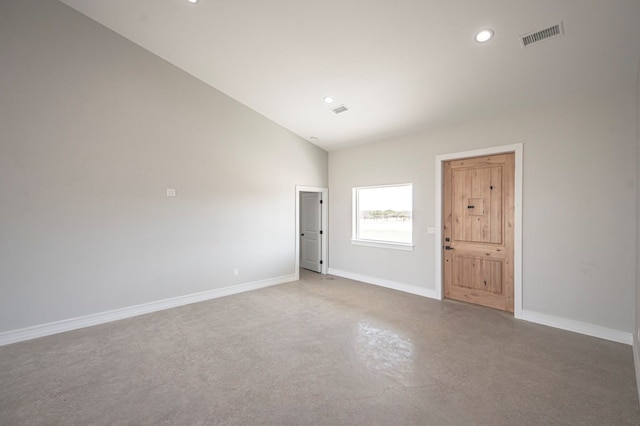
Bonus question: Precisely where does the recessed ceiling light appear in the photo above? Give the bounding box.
[475,29,494,43]
[323,96,334,104]
[187,0,198,4]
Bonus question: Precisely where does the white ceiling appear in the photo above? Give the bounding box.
[59,0,640,151]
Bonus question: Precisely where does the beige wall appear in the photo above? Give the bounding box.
[329,91,636,334]
[0,0,327,332]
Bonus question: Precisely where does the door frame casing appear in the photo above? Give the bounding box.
[295,186,329,278]
[434,143,523,318]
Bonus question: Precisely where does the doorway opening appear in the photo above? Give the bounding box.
[295,186,328,279]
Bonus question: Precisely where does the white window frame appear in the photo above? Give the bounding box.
[351,184,414,251]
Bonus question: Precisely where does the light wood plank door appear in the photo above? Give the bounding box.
[443,153,515,312]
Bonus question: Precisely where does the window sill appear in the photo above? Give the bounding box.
[350,239,414,251]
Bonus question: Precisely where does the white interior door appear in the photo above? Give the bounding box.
[300,192,322,272]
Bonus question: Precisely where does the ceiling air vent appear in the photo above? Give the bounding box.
[332,105,349,114]
[520,22,564,48]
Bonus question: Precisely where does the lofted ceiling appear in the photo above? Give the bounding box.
[59,0,640,151]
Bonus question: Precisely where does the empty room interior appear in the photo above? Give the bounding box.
[1,0,640,424]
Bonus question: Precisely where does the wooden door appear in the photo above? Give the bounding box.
[443,153,515,312]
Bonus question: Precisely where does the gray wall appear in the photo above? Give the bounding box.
[0,0,327,332]
[635,58,640,398]
[329,91,636,333]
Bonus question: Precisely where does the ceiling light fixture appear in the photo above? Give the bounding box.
[187,0,199,4]
[475,29,494,43]
[323,96,334,104]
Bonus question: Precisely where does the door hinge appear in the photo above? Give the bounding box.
[320,199,323,204]
[320,260,323,265]
[320,230,323,235]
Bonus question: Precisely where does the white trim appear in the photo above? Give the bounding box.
[520,309,632,345]
[328,268,438,299]
[0,274,296,347]
[434,143,524,319]
[351,183,414,247]
[295,186,329,278]
[634,332,640,402]
[350,239,414,251]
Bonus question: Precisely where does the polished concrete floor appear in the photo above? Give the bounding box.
[1,270,639,425]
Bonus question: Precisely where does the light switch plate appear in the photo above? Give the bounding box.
[166,188,176,197]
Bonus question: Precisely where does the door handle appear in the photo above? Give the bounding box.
[445,245,455,250]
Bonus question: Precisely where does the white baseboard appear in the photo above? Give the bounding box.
[328,268,632,346]
[6,272,630,348]
[328,268,439,299]
[519,309,633,345]
[0,274,297,347]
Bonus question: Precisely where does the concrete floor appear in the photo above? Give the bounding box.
[1,270,639,425]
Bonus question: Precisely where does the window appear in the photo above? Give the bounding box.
[352,184,413,250]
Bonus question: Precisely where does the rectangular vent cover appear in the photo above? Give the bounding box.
[520,22,564,48]
[332,105,349,114]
